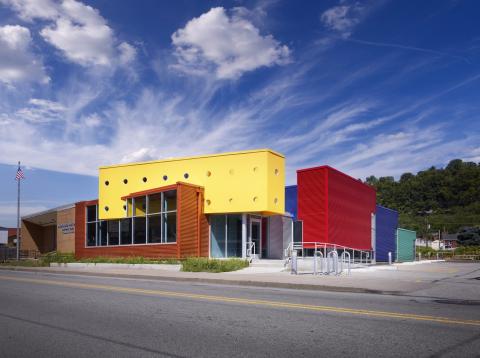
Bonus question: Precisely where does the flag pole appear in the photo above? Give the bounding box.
[16,161,21,261]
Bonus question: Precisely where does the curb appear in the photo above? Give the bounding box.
[0,266,402,296]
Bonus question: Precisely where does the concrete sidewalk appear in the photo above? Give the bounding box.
[1,261,479,301]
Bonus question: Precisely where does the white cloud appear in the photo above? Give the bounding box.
[0,0,58,21]
[321,2,365,38]
[171,7,290,79]
[0,25,49,85]
[15,98,66,123]
[2,0,136,67]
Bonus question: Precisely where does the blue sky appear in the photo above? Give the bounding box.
[0,0,479,226]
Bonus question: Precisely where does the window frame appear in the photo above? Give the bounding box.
[85,188,178,249]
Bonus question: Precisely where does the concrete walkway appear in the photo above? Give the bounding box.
[1,261,479,301]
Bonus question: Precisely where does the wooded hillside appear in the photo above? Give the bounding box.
[365,159,480,236]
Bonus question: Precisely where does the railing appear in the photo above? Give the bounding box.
[286,241,374,276]
[246,242,256,261]
[0,248,40,262]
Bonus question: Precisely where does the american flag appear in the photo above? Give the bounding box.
[15,166,25,180]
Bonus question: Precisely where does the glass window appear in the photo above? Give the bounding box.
[99,221,108,246]
[148,214,162,243]
[135,196,146,217]
[210,215,226,258]
[163,190,177,211]
[86,222,96,246]
[108,220,119,246]
[227,215,243,257]
[148,193,162,214]
[163,212,177,243]
[134,217,146,244]
[120,218,132,245]
[127,199,133,217]
[87,205,97,222]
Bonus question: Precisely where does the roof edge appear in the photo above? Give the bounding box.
[100,148,284,170]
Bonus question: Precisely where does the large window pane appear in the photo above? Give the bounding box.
[227,215,243,257]
[163,212,177,243]
[135,196,146,217]
[134,217,146,244]
[163,190,177,211]
[210,215,226,258]
[120,218,132,245]
[148,193,162,214]
[148,214,162,243]
[108,220,119,246]
[86,205,96,222]
[86,222,96,246]
[99,221,107,246]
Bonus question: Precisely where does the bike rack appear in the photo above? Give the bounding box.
[327,250,339,275]
[340,251,351,275]
[313,250,324,275]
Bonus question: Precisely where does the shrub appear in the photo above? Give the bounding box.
[41,252,75,265]
[181,258,249,273]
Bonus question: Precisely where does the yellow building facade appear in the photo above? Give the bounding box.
[98,149,285,220]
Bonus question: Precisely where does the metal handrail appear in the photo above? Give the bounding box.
[246,242,256,259]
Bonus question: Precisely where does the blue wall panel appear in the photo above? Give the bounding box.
[285,185,298,219]
[375,205,398,261]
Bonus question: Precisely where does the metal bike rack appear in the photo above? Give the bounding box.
[327,250,339,275]
[313,250,324,275]
[340,251,351,275]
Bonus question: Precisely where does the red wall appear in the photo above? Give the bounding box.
[297,166,376,250]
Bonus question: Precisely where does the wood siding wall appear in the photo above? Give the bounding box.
[74,183,209,260]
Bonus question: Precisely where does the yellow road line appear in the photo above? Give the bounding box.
[1,274,479,327]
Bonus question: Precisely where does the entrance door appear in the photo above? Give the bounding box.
[250,218,262,259]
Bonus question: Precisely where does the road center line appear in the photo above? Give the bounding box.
[1,274,479,327]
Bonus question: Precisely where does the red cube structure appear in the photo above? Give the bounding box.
[297,166,376,250]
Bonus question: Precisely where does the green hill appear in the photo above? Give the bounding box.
[365,159,480,237]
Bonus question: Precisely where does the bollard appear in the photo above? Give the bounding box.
[388,251,392,265]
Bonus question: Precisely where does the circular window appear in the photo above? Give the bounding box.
[123,205,126,210]
[274,169,279,176]
[142,177,147,183]
[105,180,109,186]
[104,206,109,211]
[206,171,212,177]
[206,199,211,206]
[253,166,258,173]
[229,198,233,203]
[163,175,168,181]
[253,196,258,203]
[274,197,278,204]
[184,173,189,179]
[123,179,128,184]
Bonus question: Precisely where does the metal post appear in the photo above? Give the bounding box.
[388,251,392,265]
[16,161,21,261]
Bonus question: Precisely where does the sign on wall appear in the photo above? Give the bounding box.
[58,223,75,234]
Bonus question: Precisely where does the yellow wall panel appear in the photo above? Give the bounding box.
[98,149,285,219]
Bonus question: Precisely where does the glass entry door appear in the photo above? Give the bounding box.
[250,218,262,258]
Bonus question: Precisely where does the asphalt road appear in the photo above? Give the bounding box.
[0,270,479,358]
